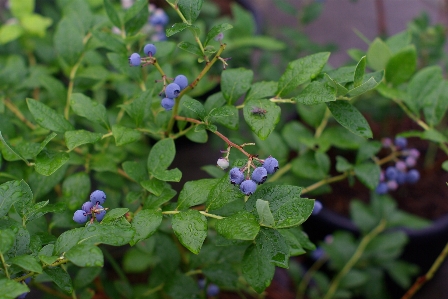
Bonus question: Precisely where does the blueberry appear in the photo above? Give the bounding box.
[375,182,388,194]
[229,167,244,185]
[311,247,325,260]
[95,205,107,221]
[396,171,407,184]
[129,53,141,66]
[165,83,181,98]
[73,210,88,223]
[17,293,28,299]
[206,284,220,297]
[217,158,229,170]
[312,200,323,215]
[143,43,157,56]
[251,167,267,184]
[152,31,167,41]
[173,75,188,90]
[405,156,416,168]
[161,97,175,110]
[385,166,398,180]
[395,161,407,172]
[240,180,257,195]
[408,148,420,158]
[263,156,279,174]
[406,169,420,184]
[381,137,392,148]
[395,137,407,149]
[149,8,169,26]
[90,190,106,205]
[82,201,94,213]
[198,278,206,289]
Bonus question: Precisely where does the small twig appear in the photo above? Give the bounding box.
[4,98,36,130]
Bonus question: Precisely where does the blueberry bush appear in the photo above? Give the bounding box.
[1,0,448,298]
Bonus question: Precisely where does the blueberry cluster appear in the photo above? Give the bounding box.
[148,5,169,41]
[229,156,279,195]
[129,43,157,67]
[197,278,220,297]
[375,137,421,195]
[161,75,189,111]
[73,190,108,224]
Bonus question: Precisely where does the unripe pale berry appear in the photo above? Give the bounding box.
[173,75,188,90]
[95,205,107,221]
[381,137,392,148]
[129,53,141,66]
[90,190,106,205]
[82,201,94,213]
[408,148,420,158]
[165,83,181,98]
[214,32,224,41]
[229,167,244,185]
[405,156,416,168]
[395,161,407,172]
[387,180,398,191]
[144,43,157,56]
[263,156,279,174]
[240,179,257,195]
[161,97,175,110]
[217,158,229,170]
[73,210,88,223]
[312,200,323,215]
[251,167,267,184]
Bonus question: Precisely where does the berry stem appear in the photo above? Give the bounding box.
[4,98,36,130]
[0,253,10,279]
[167,1,190,24]
[314,108,331,139]
[270,98,296,104]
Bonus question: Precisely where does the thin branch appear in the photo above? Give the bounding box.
[4,98,36,130]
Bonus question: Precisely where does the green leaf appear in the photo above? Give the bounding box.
[153,168,182,182]
[347,76,381,97]
[354,162,381,190]
[73,267,102,289]
[122,160,147,182]
[0,180,31,218]
[226,36,285,51]
[103,0,121,27]
[21,14,52,37]
[123,90,152,127]
[62,172,90,210]
[245,185,314,229]
[324,74,349,96]
[172,210,207,254]
[385,45,416,86]
[165,273,200,299]
[386,30,411,53]
[177,0,203,24]
[182,98,206,120]
[386,260,419,289]
[130,209,162,245]
[101,208,129,224]
[326,100,372,138]
[166,23,197,37]
[353,56,366,87]
[26,98,74,133]
[277,52,330,96]
[0,131,29,164]
[140,179,164,196]
[356,141,382,164]
[221,68,253,105]
[245,81,278,102]
[70,93,109,129]
[0,229,15,254]
[124,0,149,35]
[204,23,233,46]
[202,263,239,288]
[10,0,34,17]
[35,150,70,176]
[44,266,73,294]
[65,243,103,267]
[256,227,290,268]
[0,278,29,298]
[64,130,102,151]
[423,81,448,126]
[0,23,24,44]
[177,178,218,210]
[209,105,239,130]
[242,243,275,293]
[112,124,141,146]
[291,151,328,180]
[215,211,260,240]
[206,174,244,211]
[350,200,377,233]
[293,81,336,105]
[147,138,176,173]
[366,38,392,71]
[256,199,275,227]
[54,16,84,66]
[243,99,280,140]
[335,156,353,172]
[178,41,203,56]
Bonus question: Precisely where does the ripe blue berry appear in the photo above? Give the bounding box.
[149,8,169,26]
[90,190,106,205]
[312,200,323,215]
[229,167,244,185]
[311,247,325,260]
[82,201,94,213]
[73,210,88,223]
[375,182,388,194]
[95,205,107,221]
[198,278,206,289]
[251,167,267,184]
[165,83,181,98]
[173,75,188,90]
[129,53,141,66]
[396,171,407,185]
[240,179,257,195]
[385,166,398,180]
[263,156,279,174]
[406,169,420,183]
[394,137,407,149]
[144,43,157,56]
[161,97,175,110]
[206,284,220,297]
